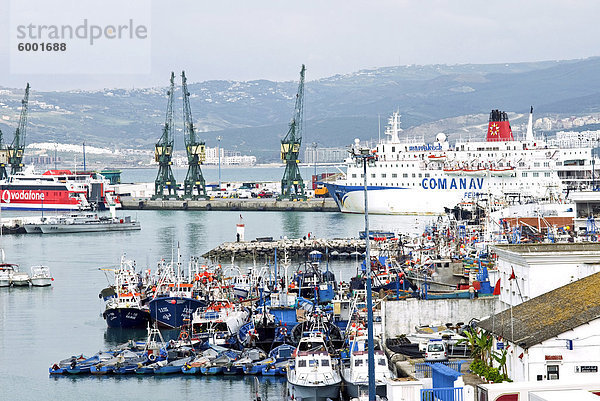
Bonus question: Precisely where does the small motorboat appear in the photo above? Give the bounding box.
[30,265,53,287]
[10,268,31,286]
[0,264,17,287]
[154,355,195,375]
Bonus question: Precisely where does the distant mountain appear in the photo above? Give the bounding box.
[0,57,599,162]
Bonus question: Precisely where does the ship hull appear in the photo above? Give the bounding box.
[149,297,207,329]
[103,307,151,329]
[325,183,466,215]
[39,222,141,234]
[287,381,341,401]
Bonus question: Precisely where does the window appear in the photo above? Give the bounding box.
[355,359,363,367]
[533,172,539,177]
[424,173,430,178]
[298,360,306,367]
[392,146,395,152]
[351,174,357,178]
[522,172,528,177]
[544,172,550,177]
[309,360,317,367]
[534,162,540,167]
[547,365,559,380]
[412,174,416,178]
[378,358,386,366]
[371,174,376,178]
[403,173,408,178]
[381,174,386,178]
[321,359,330,367]
[392,173,397,178]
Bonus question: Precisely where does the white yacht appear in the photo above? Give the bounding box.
[287,331,342,401]
[326,108,598,215]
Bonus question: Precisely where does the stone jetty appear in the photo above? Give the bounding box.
[121,197,339,212]
[203,238,368,260]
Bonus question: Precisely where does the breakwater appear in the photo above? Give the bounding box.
[121,197,339,212]
[203,238,368,260]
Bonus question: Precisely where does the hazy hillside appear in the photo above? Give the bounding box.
[0,57,599,162]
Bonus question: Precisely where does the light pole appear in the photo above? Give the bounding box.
[350,138,377,401]
[312,142,318,178]
[217,136,222,190]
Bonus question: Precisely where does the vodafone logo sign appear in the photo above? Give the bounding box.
[1,189,45,203]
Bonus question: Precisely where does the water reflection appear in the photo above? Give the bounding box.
[104,327,180,346]
[280,212,304,239]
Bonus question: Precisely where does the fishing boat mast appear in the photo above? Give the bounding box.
[350,138,378,400]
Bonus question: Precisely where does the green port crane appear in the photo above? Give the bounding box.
[8,83,30,175]
[0,129,8,180]
[181,71,207,199]
[279,65,306,200]
[153,72,178,199]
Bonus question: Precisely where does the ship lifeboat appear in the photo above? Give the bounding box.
[443,167,463,174]
[489,166,516,177]
[462,168,488,176]
[427,154,446,162]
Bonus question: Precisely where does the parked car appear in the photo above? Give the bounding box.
[257,191,273,198]
[237,189,252,199]
[424,339,448,362]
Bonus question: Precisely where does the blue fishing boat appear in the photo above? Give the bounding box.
[200,365,224,375]
[100,256,151,329]
[154,356,194,374]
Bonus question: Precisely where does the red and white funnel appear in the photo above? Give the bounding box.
[486,109,513,142]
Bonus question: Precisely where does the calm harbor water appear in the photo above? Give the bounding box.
[0,196,431,400]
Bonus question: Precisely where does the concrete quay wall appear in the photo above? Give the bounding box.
[383,297,503,337]
[120,197,339,212]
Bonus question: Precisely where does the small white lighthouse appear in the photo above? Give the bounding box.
[236,214,245,242]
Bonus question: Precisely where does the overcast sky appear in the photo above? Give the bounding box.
[1,0,599,91]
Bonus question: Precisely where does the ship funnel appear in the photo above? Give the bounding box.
[486,109,513,142]
[526,106,534,142]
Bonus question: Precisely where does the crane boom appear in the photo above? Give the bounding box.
[8,83,30,175]
[279,65,306,200]
[181,71,206,199]
[153,72,178,198]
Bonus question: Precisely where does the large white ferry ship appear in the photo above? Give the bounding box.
[326,108,598,215]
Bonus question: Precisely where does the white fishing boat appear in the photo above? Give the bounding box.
[341,335,393,399]
[30,265,53,287]
[287,331,342,401]
[191,300,250,346]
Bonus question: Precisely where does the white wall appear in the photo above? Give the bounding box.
[493,245,600,306]
[383,297,501,337]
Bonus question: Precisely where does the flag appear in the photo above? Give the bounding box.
[493,278,501,295]
[509,267,516,280]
